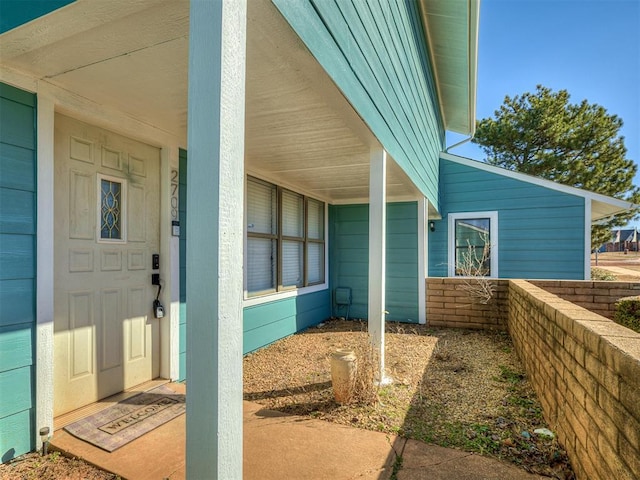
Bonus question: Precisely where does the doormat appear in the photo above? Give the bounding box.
[63,385,185,452]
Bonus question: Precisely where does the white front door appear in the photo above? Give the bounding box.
[53,114,160,415]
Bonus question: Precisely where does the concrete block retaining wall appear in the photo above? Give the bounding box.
[426,277,640,480]
[426,278,640,328]
[425,277,509,330]
[508,280,640,480]
[530,280,640,320]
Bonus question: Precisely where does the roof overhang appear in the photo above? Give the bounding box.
[418,0,480,136]
[0,0,425,205]
[441,152,636,222]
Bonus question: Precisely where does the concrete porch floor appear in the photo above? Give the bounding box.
[50,382,547,480]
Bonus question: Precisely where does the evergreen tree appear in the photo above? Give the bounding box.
[473,85,639,248]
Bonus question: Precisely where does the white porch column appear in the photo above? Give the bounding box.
[36,94,55,441]
[186,0,246,478]
[584,200,592,280]
[368,149,387,379]
[417,197,427,325]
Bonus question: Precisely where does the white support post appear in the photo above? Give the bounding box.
[186,1,246,478]
[36,94,55,442]
[417,197,427,325]
[368,149,387,381]
[584,199,592,280]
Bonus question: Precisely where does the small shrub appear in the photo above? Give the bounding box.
[457,235,496,305]
[614,296,640,333]
[433,340,452,362]
[350,332,380,405]
[591,268,616,281]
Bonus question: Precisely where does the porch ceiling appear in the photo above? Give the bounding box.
[0,0,421,204]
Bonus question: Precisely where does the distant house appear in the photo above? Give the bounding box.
[601,228,639,252]
[0,0,633,471]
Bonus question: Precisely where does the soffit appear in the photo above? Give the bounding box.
[0,0,421,204]
[419,0,479,135]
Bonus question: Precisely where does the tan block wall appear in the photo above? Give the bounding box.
[508,280,640,480]
[531,280,640,319]
[426,277,509,330]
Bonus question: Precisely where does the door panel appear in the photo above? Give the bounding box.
[54,114,160,415]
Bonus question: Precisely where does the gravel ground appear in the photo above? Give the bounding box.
[0,451,118,480]
[244,318,574,479]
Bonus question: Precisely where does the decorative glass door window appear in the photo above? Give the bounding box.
[98,174,126,242]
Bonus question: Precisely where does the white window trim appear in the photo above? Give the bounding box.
[242,176,329,307]
[96,173,127,244]
[448,211,498,278]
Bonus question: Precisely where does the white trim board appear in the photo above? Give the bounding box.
[417,197,427,324]
[447,211,499,278]
[440,152,634,220]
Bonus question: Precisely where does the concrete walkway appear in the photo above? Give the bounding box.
[51,383,546,480]
[595,265,640,279]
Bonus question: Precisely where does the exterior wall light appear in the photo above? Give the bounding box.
[429,221,435,232]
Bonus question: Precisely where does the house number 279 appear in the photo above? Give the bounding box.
[170,169,179,221]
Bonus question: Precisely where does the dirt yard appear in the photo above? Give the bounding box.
[0,451,118,480]
[244,319,574,479]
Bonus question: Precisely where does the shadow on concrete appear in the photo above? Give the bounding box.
[244,381,332,402]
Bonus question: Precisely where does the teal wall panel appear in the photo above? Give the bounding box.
[0,144,35,191]
[0,188,35,234]
[0,410,32,463]
[0,280,34,327]
[0,368,32,419]
[0,234,35,280]
[0,0,75,34]
[429,158,586,279]
[243,289,331,354]
[273,0,444,208]
[0,98,36,150]
[329,202,419,323]
[0,83,36,461]
[0,325,33,372]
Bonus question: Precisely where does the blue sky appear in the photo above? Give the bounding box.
[447,0,640,226]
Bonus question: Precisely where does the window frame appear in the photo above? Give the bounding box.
[447,211,498,278]
[96,173,127,244]
[244,176,327,303]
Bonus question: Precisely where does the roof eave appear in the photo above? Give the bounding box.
[419,0,480,136]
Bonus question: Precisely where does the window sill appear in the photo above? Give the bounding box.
[243,283,328,308]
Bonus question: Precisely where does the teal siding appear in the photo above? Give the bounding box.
[0,83,36,461]
[329,202,419,323]
[178,149,187,381]
[243,289,331,354]
[0,0,75,34]
[273,0,444,208]
[429,158,586,279]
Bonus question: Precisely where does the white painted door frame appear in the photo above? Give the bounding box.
[27,79,182,439]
